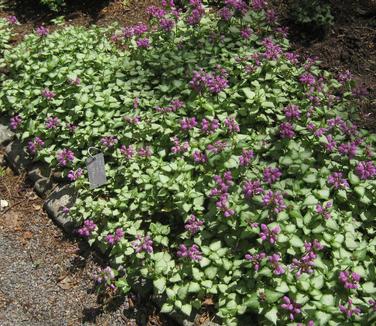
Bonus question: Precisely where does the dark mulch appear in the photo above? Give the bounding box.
[274,0,376,129]
[0,149,171,326]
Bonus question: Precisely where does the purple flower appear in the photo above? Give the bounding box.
[339,271,361,289]
[120,145,135,159]
[324,135,337,152]
[252,0,267,11]
[171,136,189,154]
[201,118,219,134]
[177,244,202,261]
[146,6,166,18]
[285,52,299,64]
[260,224,281,244]
[185,215,204,235]
[268,253,285,275]
[210,172,235,217]
[6,16,18,25]
[369,300,376,312]
[100,136,118,148]
[263,167,282,184]
[36,26,49,37]
[124,115,141,124]
[132,235,153,254]
[10,114,22,130]
[77,220,97,237]
[339,299,361,318]
[138,146,152,158]
[160,18,175,32]
[327,172,349,189]
[192,150,207,163]
[106,228,125,246]
[96,266,115,284]
[68,77,81,85]
[136,38,151,48]
[338,142,357,158]
[281,296,302,320]
[262,191,286,213]
[245,252,266,271]
[291,241,322,278]
[279,122,295,139]
[123,26,134,38]
[243,180,264,198]
[27,137,45,154]
[67,123,77,133]
[338,70,352,83]
[133,23,148,36]
[186,5,205,26]
[284,104,301,120]
[266,9,278,24]
[180,117,197,131]
[205,73,229,94]
[262,38,282,60]
[299,73,316,86]
[224,0,248,14]
[355,161,376,180]
[316,201,332,220]
[41,88,56,100]
[224,116,240,133]
[218,7,233,21]
[57,149,75,166]
[239,149,254,166]
[45,116,60,129]
[240,27,253,40]
[67,168,83,181]
[207,140,228,154]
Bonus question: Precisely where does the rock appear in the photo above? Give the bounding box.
[28,162,52,183]
[5,141,32,173]
[43,184,77,232]
[34,178,56,198]
[0,122,14,146]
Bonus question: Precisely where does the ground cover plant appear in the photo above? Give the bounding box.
[0,0,375,325]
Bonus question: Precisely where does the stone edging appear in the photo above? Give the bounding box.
[0,119,220,326]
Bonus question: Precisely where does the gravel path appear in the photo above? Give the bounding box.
[0,161,168,326]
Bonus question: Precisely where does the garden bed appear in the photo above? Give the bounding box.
[0,1,376,325]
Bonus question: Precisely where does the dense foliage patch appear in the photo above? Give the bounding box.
[1,1,375,325]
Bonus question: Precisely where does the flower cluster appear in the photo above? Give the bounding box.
[77,220,97,237]
[291,240,323,277]
[27,137,44,154]
[132,235,153,254]
[177,244,203,261]
[262,191,286,213]
[339,270,361,289]
[184,214,204,235]
[106,228,125,246]
[259,224,281,244]
[210,171,235,217]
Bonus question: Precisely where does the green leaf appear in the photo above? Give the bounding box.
[188,282,201,293]
[209,241,222,251]
[160,302,174,313]
[303,195,319,206]
[242,87,255,99]
[153,277,166,294]
[290,235,304,247]
[205,266,218,280]
[303,174,317,184]
[159,175,170,184]
[264,289,284,303]
[362,282,376,294]
[321,294,334,306]
[181,303,192,316]
[264,306,278,325]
